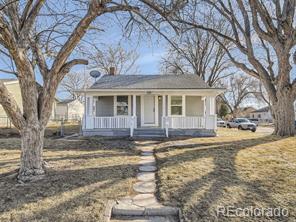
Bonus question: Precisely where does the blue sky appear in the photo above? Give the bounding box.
[0,15,168,97]
[79,17,168,75]
[0,8,270,109]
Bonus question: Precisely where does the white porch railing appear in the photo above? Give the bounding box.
[206,115,217,130]
[162,116,205,129]
[83,116,136,129]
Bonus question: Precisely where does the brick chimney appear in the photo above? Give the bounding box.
[109,67,116,75]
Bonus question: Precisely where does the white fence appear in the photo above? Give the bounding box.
[84,116,136,129]
[162,116,205,129]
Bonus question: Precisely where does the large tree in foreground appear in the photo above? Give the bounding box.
[0,0,181,182]
[176,0,296,136]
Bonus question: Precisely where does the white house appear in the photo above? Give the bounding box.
[251,103,296,123]
[250,106,272,123]
[78,73,224,137]
[54,99,84,120]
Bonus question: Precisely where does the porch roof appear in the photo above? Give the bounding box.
[89,75,222,90]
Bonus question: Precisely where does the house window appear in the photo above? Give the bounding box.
[116,96,129,115]
[170,96,183,115]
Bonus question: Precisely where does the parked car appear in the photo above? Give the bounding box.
[217,118,226,127]
[248,118,259,126]
[227,118,257,132]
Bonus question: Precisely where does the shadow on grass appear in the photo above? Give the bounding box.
[0,137,141,221]
[0,163,138,219]
[155,135,289,221]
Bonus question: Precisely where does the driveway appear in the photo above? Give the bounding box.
[256,126,274,134]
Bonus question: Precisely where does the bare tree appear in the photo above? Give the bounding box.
[223,74,261,117]
[60,44,140,100]
[175,0,296,136]
[0,0,183,182]
[86,43,140,74]
[59,71,93,102]
[161,26,233,87]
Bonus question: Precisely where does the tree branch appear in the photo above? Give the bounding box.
[20,0,45,40]
[58,59,88,80]
[30,39,48,78]
[249,0,275,43]
[0,68,18,76]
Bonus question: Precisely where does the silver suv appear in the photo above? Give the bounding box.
[227,118,256,132]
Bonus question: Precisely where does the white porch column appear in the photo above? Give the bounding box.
[133,95,137,116]
[182,95,186,117]
[85,95,94,129]
[93,96,97,117]
[132,95,137,129]
[167,95,171,116]
[83,92,87,129]
[162,95,166,128]
[205,96,217,130]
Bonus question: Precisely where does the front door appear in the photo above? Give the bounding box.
[141,95,158,126]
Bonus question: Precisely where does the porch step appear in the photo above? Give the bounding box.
[111,215,179,222]
[134,129,166,137]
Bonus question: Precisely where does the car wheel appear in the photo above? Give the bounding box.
[227,124,231,128]
[238,125,242,130]
[251,128,256,132]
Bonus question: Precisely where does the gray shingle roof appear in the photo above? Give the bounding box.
[251,106,270,113]
[90,75,214,89]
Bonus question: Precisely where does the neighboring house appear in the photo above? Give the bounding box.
[0,79,56,123]
[236,106,257,118]
[250,106,273,123]
[78,73,224,137]
[250,102,296,123]
[54,99,84,120]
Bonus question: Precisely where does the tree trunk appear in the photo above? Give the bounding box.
[272,92,295,136]
[18,124,45,182]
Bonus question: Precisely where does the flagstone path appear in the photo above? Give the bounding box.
[110,140,179,222]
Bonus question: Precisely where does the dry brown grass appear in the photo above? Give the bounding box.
[0,137,140,222]
[155,128,296,222]
[0,122,80,138]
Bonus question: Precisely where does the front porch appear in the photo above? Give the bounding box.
[82,94,217,137]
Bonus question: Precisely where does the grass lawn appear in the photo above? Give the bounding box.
[0,122,80,138]
[155,128,296,222]
[1,127,295,222]
[0,137,139,222]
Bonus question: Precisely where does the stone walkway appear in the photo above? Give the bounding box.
[110,141,179,222]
